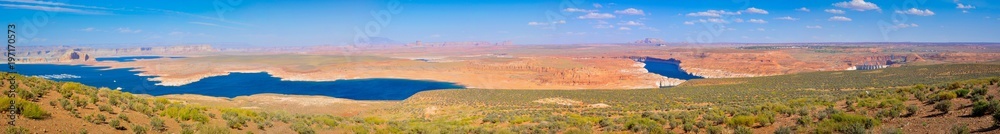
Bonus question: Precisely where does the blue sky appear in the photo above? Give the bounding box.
[2,0,998,46]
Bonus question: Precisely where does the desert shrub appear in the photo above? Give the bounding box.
[0,97,49,119]
[881,127,902,134]
[151,117,166,131]
[291,121,316,134]
[951,124,970,134]
[99,105,114,113]
[160,105,209,123]
[734,126,752,134]
[624,117,663,133]
[132,125,147,134]
[797,116,812,126]
[936,101,953,114]
[838,122,868,134]
[993,111,1000,126]
[110,119,125,130]
[774,126,793,134]
[4,126,29,134]
[682,123,695,133]
[197,124,231,134]
[915,91,928,102]
[20,102,49,119]
[312,116,340,128]
[730,115,757,127]
[906,105,919,117]
[955,89,971,98]
[972,88,988,96]
[798,108,809,116]
[118,114,130,122]
[938,92,958,101]
[971,100,997,116]
[706,126,723,134]
[362,116,387,125]
[829,113,880,129]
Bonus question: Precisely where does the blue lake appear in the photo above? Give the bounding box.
[95,56,185,62]
[641,58,703,80]
[1,64,464,100]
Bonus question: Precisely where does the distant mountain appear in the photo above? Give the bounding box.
[357,37,402,45]
[633,38,666,44]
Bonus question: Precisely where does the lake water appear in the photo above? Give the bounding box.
[1,64,464,100]
[95,56,185,62]
[641,58,703,80]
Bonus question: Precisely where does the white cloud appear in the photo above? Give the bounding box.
[957,3,975,9]
[614,8,644,15]
[578,12,616,19]
[686,10,740,17]
[80,27,96,32]
[748,19,767,24]
[796,7,811,12]
[617,21,643,26]
[825,9,845,14]
[527,22,548,26]
[0,0,111,10]
[833,0,880,11]
[806,25,823,29]
[618,27,631,30]
[733,18,744,23]
[564,8,596,13]
[828,16,853,21]
[0,4,107,15]
[755,28,766,31]
[891,23,919,29]
[742,7,769,14]
[704,18,727,23]
[895,8,934,16]
[593,3,602,8]
[683,21,695,25]
[775,16,799,21]
[116,28,141,33]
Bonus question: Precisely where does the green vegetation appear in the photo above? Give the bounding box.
[936,101,953,114]
[1,63,999,133]
[4,126,29,134]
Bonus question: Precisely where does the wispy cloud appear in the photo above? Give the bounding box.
[828,16,853,21]
[614,8,644,15]
[825,9,845,14]
[833,0,880,11]
[775,16,799,21]
[895,8,935,16]
[0,0,114,10]
[0,4,108,14]
[116,27,141,33]
[796,7,810,12]
[578,12,615,19]
[742,7,768,14]
[748,19,767,24]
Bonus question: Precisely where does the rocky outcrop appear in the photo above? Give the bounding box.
[58,51,91,62]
